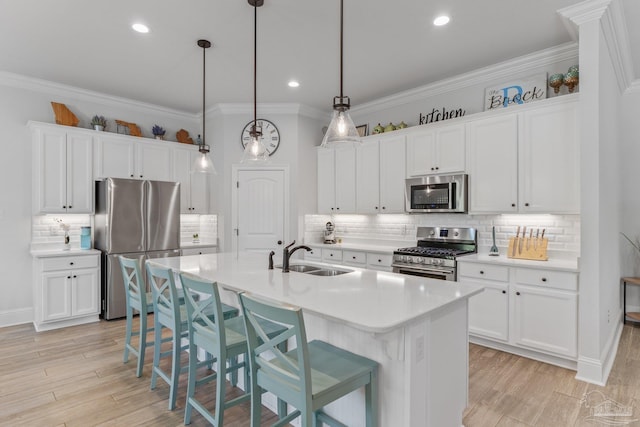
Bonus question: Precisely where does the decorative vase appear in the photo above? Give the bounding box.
[568,64,579,74]
[563,70,579,93]
[372,123,384,134]
[384,122,396,132]
[93,125,104,131]
[548,73,565,94]
[155,135,165,140]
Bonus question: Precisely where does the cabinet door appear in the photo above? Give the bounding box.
[356,141,380,213]
[34,128,67,213]
[42,271,72,321]
[467,281,509,341]
[379,135,406,213]
[71,268,99,317]
[467,115,518,213]
[66,133,94,213]
[520,101,579,213]
[181,247,217,256]
[434,125,465,174]
[137,142,172,181]
[334,146,356,213]
[511,284,577,357]
[94,135,135,179]
[406,131,435,176]
[173,147,192,213]
[317,148,335,214]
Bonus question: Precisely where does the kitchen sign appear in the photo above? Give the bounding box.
[418,106,466,125]
[484,74,547,110]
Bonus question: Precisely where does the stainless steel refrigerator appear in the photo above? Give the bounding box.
[95,178,181,320]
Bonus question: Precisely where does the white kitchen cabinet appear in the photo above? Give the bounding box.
[406,124,465,177]
[181,246,217,256]
[366,253,393,272]
[519,100,579,213]
[173,146,210,213]
[94,133,172,181]
[467,114,519,213]
[31,124,93,214]
[343,250,366,266]
[33,252,100,331]
[458,260,578,362]
[317,146,356,214]
[356,135,406,214]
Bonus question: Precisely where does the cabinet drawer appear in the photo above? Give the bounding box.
[514,268,577,291]
[42,255,99,271]
[458,263,509,282]
[366,253,393,268]
[322,248,343,262]
[343,250,366,264]
[181,247,216,256]
[305,248,322,261]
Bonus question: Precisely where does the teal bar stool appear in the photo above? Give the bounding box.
[239,292,379,427]
[119,256,159,377]
[146,263,239,410]
[180,274,289,426]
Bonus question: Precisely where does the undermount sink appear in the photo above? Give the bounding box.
[286,264,321,273]
[306,268,351,276]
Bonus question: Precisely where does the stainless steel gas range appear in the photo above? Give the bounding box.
[392,226,477,281]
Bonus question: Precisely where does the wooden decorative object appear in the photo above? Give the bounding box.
[50,102,79,126]
[507,237,548,261]
[176,129,194,144]
[115,120,142,137]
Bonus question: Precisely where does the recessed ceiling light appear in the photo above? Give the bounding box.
[288,80,300,88]
[433,15,450,26]
[132,23,149,33]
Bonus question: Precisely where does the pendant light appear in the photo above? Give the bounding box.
[241,0,269,163]
[320,0,360,148]
[193,39,217,174]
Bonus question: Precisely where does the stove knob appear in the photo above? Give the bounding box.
[434,259,443,266]
[408,256,415,263]
[415,257,424,264]
[424,258,432,265]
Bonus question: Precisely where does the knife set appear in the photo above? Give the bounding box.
[507,226,548,261]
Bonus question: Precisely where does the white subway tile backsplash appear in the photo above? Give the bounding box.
[304,213,580,256]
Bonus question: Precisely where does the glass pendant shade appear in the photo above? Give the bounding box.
[241,130,269,163]
[193,147,217,174]
[321,109,360,147]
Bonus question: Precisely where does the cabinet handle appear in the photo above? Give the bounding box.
[330,254,333,257]
[277,240,282,245]
[331,207,334,211]
[431,167,435,171]
[435,166,439,170]
[63,205,67,209]
[382,206,386,210]
[130,174,134,177]
[68,206,72,209]
[525,203,530,207]
[502,290,506,294]
[516,292,521,296]
[352,256,356,260]
[70,262,74,265]
[73,275,77,278]
[378,259,382,263]
[336,207,340,210]
[511,203,516,207]
[139,175,143,178]
[375,206,378,210]
[541,277,547,282]
[479,270,484,275]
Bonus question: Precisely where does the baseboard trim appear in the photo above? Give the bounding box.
[33,315,99,332]
[469,335,578,371]
[0,307,34,328]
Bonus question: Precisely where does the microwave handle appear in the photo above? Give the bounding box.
[448,182,455,209]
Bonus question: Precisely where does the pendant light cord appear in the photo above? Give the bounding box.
[253,2,258,129]
[340,0,344,99]
[202,43,206,145]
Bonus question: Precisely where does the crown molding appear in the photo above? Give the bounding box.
[558,0,611,26]
[350,43,578,116]
[0,70,197,121]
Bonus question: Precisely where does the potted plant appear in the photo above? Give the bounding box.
[90,115,107,131]
[152,125,166,140]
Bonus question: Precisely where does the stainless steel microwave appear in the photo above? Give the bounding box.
[405,174,468,213]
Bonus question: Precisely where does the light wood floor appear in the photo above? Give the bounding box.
[1,317,639,426]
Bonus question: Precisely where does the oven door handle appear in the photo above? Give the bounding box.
[392,265,455,275]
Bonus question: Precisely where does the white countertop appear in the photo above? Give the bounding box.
[148,251,483,334]
[307,242,399,254]
[458,253,579,272]
[30,247,101,258]
[180,241,217,249]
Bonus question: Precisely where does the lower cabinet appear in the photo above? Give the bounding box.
[458,261,578,361]
[181,246,217,256]
[305,246,393,272]
[33,252,100,331]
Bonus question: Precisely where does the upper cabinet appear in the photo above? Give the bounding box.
[173,146,210,214]
[406,123,465,177]
[31,123,93,214]
[317,146,356,214]
[467,97,579,214]
[356,134,406,214]
[94,133,172,181]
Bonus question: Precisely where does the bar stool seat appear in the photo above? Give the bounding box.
[240,292,379,427]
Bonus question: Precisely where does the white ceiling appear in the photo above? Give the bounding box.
[0,0,637,114]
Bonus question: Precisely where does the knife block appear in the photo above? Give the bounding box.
[507,237,549,261]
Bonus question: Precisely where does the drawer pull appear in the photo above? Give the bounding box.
[479,270,484,275]
[378,259,382,263]
[73,275,77,278]
[502,290,506,294]
[541,277,547,282]
[352,256,356,260]
[516,292,521,296]
[330,254,333,257]
[70,262,74,265]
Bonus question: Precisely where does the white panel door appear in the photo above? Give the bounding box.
[35,128,67,213]
[467,114,518,213]
[356,141,380,213]
[379,135,406,213]
[237,169,285,253]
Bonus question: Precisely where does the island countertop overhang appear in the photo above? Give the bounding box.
[148,252,484,334]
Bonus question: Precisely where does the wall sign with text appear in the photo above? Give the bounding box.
[484,74,547,110]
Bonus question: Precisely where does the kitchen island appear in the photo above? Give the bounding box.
[149,252,483,427]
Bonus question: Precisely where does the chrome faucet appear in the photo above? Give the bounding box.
[282,240,311,273]
[268,251,275,270]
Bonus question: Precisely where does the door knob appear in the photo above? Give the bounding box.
[277,240,282,245]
